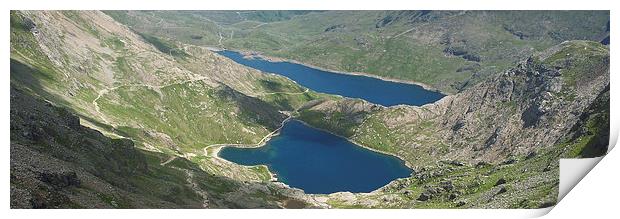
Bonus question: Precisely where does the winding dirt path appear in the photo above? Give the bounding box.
[202,108,295,158]
[92,86,121,124]
[217,32,224,47]
[91,79,301,208]
[91,76,211,126]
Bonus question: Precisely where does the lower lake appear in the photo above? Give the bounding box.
[216,50,445,107]
[218,120,413,194]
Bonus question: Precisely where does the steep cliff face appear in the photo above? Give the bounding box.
[427,40,609,162]
[11,86,182,208]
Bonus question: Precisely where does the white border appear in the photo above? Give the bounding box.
[3,0,617,218]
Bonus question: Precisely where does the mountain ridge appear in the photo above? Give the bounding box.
[106,10,610,93]
[10,10,610,209]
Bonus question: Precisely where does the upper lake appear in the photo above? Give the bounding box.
[217,50,445,106]
[219,120,413,194]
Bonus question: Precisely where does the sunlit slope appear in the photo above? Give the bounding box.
[298,40,609,208]
[10,10,324,156]
[107,10,609,93]
[10,10,333,209]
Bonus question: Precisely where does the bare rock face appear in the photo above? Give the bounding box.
[10,87,150,178]
[38,171,81,188]
[429,41,609,163]
[10,9,609,209]
[264,40,607,209]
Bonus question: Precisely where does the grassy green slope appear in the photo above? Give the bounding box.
[10,10,328,184]
[11,10,610,209]
[107,10,609,93]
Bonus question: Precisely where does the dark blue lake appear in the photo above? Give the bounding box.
[219,120,412,194]
[216,50,445,106]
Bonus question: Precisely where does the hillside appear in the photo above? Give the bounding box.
[10,86,326,208]
[106,10,609,93]
[10,10,333,177]
[10,10,328,208]
[298,40,609,208]
[10,10,610,209]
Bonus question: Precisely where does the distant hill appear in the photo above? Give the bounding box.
[106,10,609,93]
[10,10,609,209]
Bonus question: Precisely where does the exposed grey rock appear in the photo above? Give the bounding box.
[417,192,431,201]
[500,158,517,165]
[324,24,345,32]
[494,178,507,186]
[497,186,507,195]
[38,171,81,188]
[525,151,537,160]
[440,181,454,191]
[448,193,458,200]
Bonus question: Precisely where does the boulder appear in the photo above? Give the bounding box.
[497,186,507,195]
[38,171,80,188]
[494,178,507,186]
[417,192,431,201]
[440,181,454,191]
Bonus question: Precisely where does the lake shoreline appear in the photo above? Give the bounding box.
[207,115,294,182]
[213,118,415,195]
[215,118,414,169]
[207,46,419,195]
[207,47,450,96]
[209,145,279,182]
[292,119,415,170]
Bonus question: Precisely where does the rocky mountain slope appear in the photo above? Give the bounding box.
[10,10,610,209]
[10,10,328,208]
[10,10,329,172]
[10,86,327,208]
[106,10,609,93]
[298,40,609,208]
[301,40,609,164]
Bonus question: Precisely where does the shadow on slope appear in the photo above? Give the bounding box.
[10,86,309,209]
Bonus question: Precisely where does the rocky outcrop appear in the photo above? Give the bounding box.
[11,10,610,209]
[301,40,609,166]
[298,40,608,208]
[430,40,609,162]
[10,87,150,208]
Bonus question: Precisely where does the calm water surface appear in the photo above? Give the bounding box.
[216,50,439,194]
[217,50,445,106]
[219,120,412,194]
